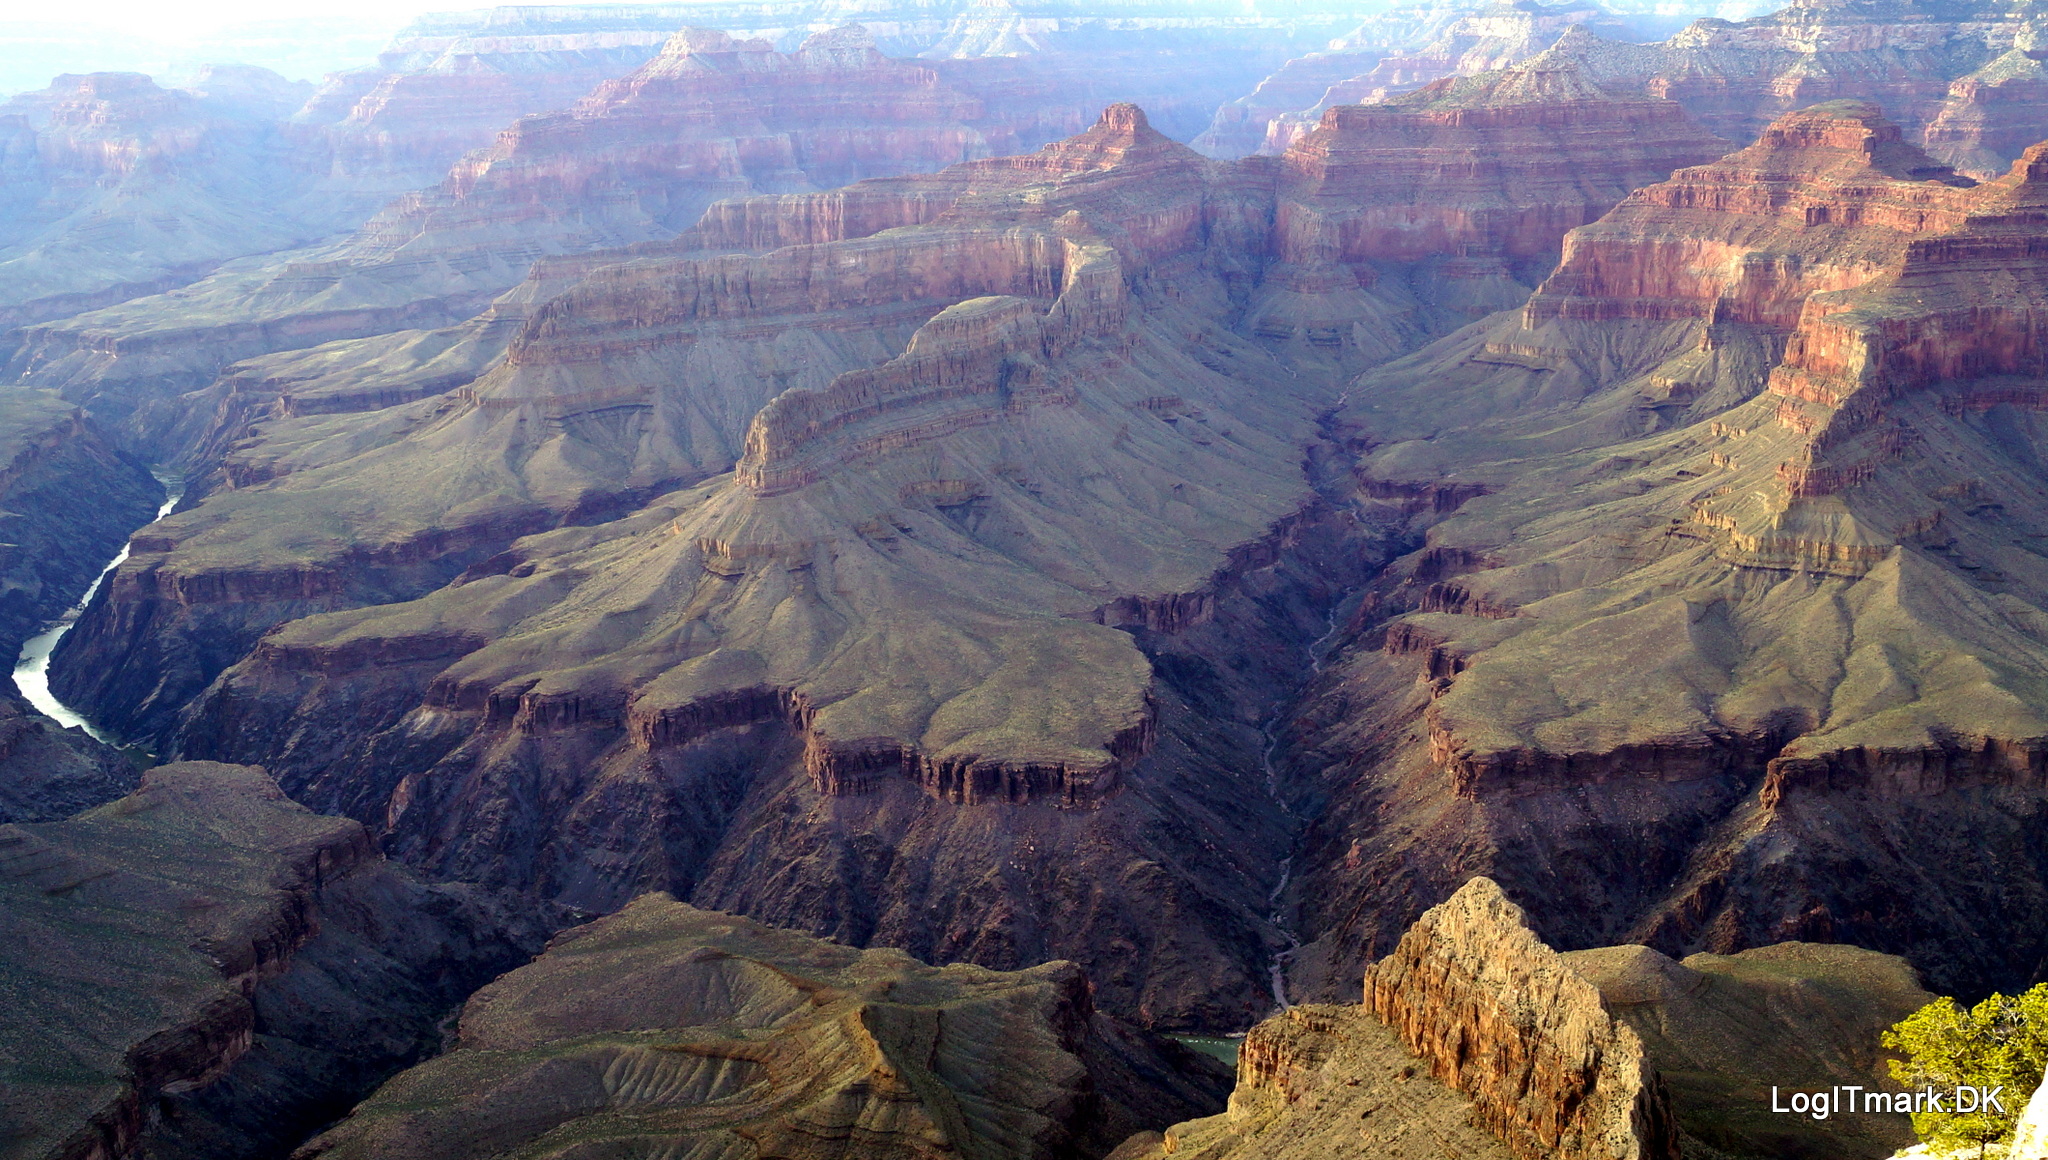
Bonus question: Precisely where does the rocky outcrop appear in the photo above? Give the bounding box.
[1364,878,1678,1160]
[1130,879,1926,1160]
[0,762,546,1160]
[294,894,1229,1160]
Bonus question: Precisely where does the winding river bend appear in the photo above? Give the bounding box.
[13,482,181,741]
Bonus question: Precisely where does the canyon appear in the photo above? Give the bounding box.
[4,0,2048,1155]
[35,71,1731,1031]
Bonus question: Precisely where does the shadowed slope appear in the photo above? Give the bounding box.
[296,895,1231,1160]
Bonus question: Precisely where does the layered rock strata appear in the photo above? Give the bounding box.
[5,27,1016,455]
[1194,0,1633,158]
[1363,877,1677,1160]
[1279,102,2048,1001]
[1129,877,1925,1160]
[52,90,1729,1025]
[1921,48,2048,179]
[295,895,1231,1160]
[0,762,545,1160]
[1224,0,2048,173]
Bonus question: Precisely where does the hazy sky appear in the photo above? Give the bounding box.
[0,0,688,94]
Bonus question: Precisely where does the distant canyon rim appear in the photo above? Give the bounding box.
[1,0,2046,1056]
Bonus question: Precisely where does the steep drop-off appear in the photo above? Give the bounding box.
[0,391,159,823]
[1130,877,1926,1160]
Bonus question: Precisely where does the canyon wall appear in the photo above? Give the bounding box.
[0,762,545,1160]
[37,75,1733,1028]
[1278,100,2048,1003]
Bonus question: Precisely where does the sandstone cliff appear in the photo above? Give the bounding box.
[1129,878,1927,1160]
[293,895,1231,1160]
[0,762,545,1160]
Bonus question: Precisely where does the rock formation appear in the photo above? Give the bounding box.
[1197,0,1631,158]
[1116,1003,1522,1159]
[1921,49,2048,179]
[1218,0,2048,173]
[1129,877,1929,1160]
[34,85,1727,1027]
[0,761,546,1160]
[3,26,1021,456]
[293,894,1231,1160]
[1364,877,1678,1160]
[1279,102,2048,1002]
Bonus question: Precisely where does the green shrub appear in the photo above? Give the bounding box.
[1882,983,2048,1157]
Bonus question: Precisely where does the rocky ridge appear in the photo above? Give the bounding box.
[1130,877,1929,1160]
[294,894,1231,1160]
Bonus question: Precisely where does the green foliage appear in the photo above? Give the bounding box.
[1882,984,2048,1154]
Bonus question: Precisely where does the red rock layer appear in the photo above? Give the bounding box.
[1275,61,1732,270]
[352,26,997,264]
[1364,877,1679,1160]
[1765,143,2048,494]
[1528,101,1975,329]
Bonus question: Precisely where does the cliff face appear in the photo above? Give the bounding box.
[294,895,1230,1160]
[1128,878,1926,1160]
[0,390,159,823]
[4,27,1023,459]
[1364,878,1678,1160]
[1218,0,2048,175]
[0,762,546,1160]
[1921,49,2048,179]
[1278,102,2048,1002]
[1196,0,1637,158]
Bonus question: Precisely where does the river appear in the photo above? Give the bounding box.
[13,481,181,741]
